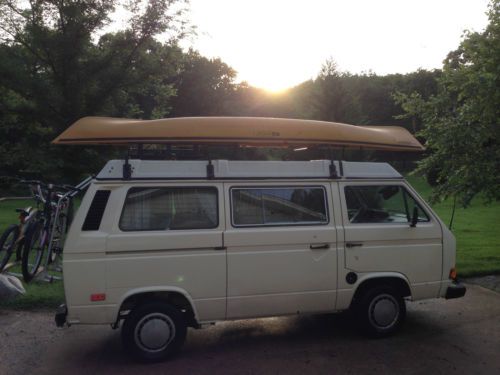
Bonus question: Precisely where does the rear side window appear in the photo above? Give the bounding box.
[82,190,111,231]
[344,185,429,224]
[119,187,218,231]
[231,187,328,227]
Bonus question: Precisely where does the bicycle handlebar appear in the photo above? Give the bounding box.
[21,180,79,192]
[20,179,45,186]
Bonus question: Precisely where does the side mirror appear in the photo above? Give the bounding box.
[410,206,418,227]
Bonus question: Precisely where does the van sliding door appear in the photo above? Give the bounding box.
[224,182,337,319]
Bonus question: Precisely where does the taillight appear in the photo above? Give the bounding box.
[449,267,457,280]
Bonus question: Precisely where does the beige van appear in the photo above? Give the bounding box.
[56,159,465,362]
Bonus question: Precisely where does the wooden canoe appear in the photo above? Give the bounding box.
[52,116,424,151]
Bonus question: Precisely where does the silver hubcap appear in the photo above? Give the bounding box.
[134,313,175,353]
[368,294,399,330]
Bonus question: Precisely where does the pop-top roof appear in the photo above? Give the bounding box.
[96,160,402,180]
[53,116,424,152]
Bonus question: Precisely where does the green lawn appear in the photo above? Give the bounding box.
[0,179,499,309]
[406,176,500,277]
[0,198,66,309]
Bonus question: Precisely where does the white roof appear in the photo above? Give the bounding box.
[96,160,402,180]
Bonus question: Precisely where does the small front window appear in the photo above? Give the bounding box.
[120,187,218,231]
[231,187,328,227]
[345,185,429,224]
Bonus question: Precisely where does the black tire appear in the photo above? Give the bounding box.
[0,224,20,271]
[122,302,187,363]
[354,285,406,338]
[21,221,46,282]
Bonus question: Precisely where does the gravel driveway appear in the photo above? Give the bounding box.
[1,283,499,375]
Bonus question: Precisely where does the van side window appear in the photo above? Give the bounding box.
[345,185,429,224]
[231,187,328,226]
[82,190,111,231]
[119,187,218,231]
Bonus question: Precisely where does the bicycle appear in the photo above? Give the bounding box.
[21,181,80,282]
[0,181,43,273]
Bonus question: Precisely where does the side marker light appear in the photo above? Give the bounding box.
[91,293,106,302]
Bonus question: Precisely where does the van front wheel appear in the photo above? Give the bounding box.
[122,302,187,362]
[355,286,406,337]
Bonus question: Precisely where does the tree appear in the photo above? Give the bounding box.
[396,0,500,205]
[0,0,188,180]
[310,58,357,123]
[169,50,237,116]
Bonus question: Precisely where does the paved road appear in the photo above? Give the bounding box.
[1,284,499,375]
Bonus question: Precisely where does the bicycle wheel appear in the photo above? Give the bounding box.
[22,221,47,282]
[0,224,20,271]
[48,213,65,264]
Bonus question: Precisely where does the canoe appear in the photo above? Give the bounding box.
[52,116,424,152]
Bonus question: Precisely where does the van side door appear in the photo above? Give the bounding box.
[339,181,442,300]
[224,182,337,319]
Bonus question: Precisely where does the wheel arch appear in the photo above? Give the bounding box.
[350,272,412,309]
[115,286,199,328]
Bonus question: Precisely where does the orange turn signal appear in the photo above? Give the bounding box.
[90,293,106,302]
[449,268,457,280]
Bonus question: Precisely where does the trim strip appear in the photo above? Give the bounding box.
[95,176,404,181]
[57,136,423,150]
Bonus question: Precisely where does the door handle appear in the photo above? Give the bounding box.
[346,242,363,248]
[310,244,329,250]
[214,246,227,250]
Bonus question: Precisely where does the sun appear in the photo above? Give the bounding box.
[242,68,298,93]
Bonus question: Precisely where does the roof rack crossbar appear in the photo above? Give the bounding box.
[329,161,338,179]
[123,147,132,179]
[207,159,214,179]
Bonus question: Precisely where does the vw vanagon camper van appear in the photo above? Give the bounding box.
[53,116,465,362]
[56,158,465,362]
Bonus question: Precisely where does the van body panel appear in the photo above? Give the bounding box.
[61,160,460,329]
[336,271,411,310]
[63,257,106,311]
[107,285,223,323]
[224,181,338,319]
[66,304,116,325]
[440,226,457,295]
[339,181,443,299]
[226,291,337,319]
[104,182,227,322]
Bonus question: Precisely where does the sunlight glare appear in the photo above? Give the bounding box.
[185,0,489,91]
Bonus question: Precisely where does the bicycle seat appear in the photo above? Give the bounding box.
[15,207,32,216]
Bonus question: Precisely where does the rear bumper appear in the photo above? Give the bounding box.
[445,282,466,299]
[55,304,68,327]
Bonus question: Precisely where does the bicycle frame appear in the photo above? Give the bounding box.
[37,176,92,282]
[0,185,42,274]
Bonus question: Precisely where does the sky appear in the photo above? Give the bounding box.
[181,0,490,91]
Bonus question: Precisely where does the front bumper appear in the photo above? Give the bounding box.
[55,304,68,327]
[445,282,466,299]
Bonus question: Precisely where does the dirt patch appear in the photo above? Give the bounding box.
[0,310,63,375]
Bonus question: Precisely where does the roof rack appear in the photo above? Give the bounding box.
[96,159,402,181]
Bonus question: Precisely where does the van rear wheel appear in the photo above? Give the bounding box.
[355,285,406,337]
[122,302,187,362]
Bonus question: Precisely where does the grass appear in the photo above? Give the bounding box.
[0,179,498,309]
[406,176,500,277]
[0,198,66,309]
